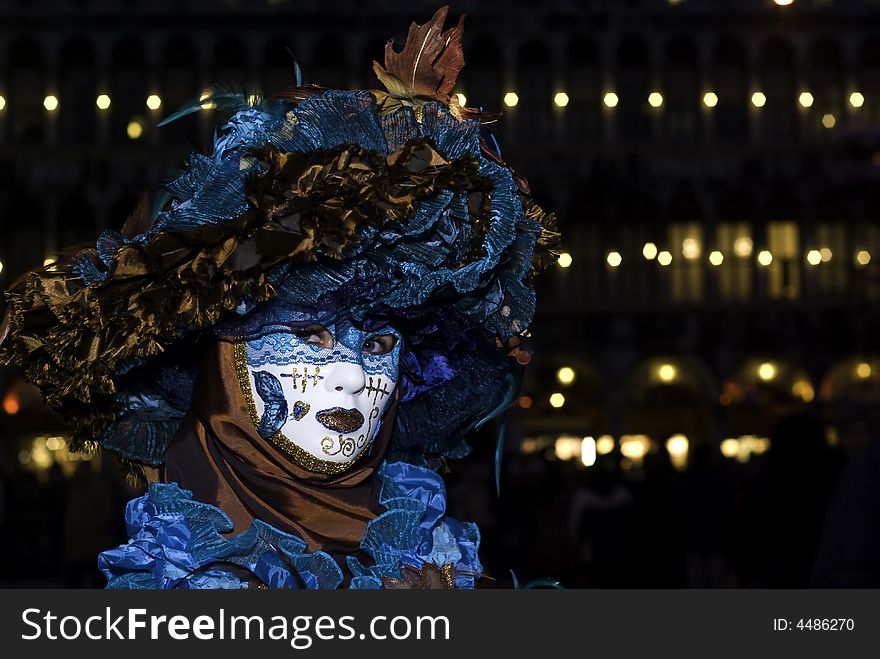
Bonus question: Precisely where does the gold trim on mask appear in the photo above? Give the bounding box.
[233,340,373,475]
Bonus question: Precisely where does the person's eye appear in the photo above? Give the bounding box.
[362,334,398,356]
[293,325,333,349]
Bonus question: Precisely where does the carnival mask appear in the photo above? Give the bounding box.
[235,319,402,475]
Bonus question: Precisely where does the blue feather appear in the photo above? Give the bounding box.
[253,371,288,438]
[150,190,173,221]
[495,416,506,497]
[474,370,519,431]
[509,569,520,589]
[522,578,564,589]
[157,84,262,128]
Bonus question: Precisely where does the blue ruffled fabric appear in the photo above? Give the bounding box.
[87,90,533,468]
[99,461,481,590]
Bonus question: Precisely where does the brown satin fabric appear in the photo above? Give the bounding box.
[163,338,397,555]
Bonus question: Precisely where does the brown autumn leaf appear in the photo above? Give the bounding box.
[373,5,465,102]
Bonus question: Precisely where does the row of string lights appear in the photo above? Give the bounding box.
[491,90,866,112]
[0,89,869,115]
[554,243,873,270]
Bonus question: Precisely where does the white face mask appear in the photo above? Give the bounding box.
[234,320,402,475]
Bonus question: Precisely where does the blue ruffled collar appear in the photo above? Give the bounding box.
[98,461,481,589]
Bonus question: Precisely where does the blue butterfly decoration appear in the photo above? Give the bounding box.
[252,371,288,439]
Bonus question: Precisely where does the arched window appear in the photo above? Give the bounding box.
[161,37,198,143]
[564,36,601,146]
[212,37,251,92]
[808,38,844,142]
[7,37,46,144]
[713,36,748,143]
[616,35,651,143]
[109,37,148,145]
[759,38,797,143]
[515,40,553,141]
[857,38,880,124]
[58,38,96,145]
[310,36,348,90]
[664,36,699,143]
[458,36,501,116]
[262,36,298,95]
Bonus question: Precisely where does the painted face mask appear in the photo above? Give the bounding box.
[234,319,402,475]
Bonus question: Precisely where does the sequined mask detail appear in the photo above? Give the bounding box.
[316,407,365,433]
[291,401,310,421]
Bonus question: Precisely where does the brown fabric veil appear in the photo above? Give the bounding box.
[163,337,397,555]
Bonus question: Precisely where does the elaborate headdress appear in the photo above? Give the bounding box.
[0,7,558,481]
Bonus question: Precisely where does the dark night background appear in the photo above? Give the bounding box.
[2,0,880,588]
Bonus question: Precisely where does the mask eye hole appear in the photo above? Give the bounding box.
[362,334,398,356]
[293,324,334,349]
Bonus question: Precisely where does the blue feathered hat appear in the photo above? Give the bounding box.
[0,7,559,477]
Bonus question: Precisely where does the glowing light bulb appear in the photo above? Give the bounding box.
[758,362,776,381]
[549,393,566,408]
[603,92,619,108]
[643,242,658,260]
[856,250,871,266]
[757,250,773,266]
[43,95,59,111]
[720,439,739,458]
[850,92,865,108]
[556,367,576,386]
[95,94,111,110]
[798,92,814,108]
[657,251,672,266]
[709,251,724,266]
[658,364,677,382]
[734,236,753,257]
[2,391,20,415]
[596,436,615,455]
[554,92,569,108]
[146,94,162,110]
[822,113,836,128]
[606,251,622,268]
[682,238,701,260]
[648,92,664,108]
[751,92,766,108]
[127,120,143,140]
[503,92,519,108]
[557,252,572,268]
[581,437,597,467]
[857,362,872,379]
[806,250,822,266]
[703,91,718,108]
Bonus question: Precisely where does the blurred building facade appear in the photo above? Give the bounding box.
[2,0,880,493]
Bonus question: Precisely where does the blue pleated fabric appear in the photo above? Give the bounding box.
[98,461,481,590]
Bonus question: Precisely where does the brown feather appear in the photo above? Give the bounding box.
[121,192,154,238]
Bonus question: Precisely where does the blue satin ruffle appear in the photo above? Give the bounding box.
[98,460,481,590]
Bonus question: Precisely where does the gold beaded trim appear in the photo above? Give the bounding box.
[233,340,368,475]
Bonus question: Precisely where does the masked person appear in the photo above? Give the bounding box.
[0,7,558,589]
